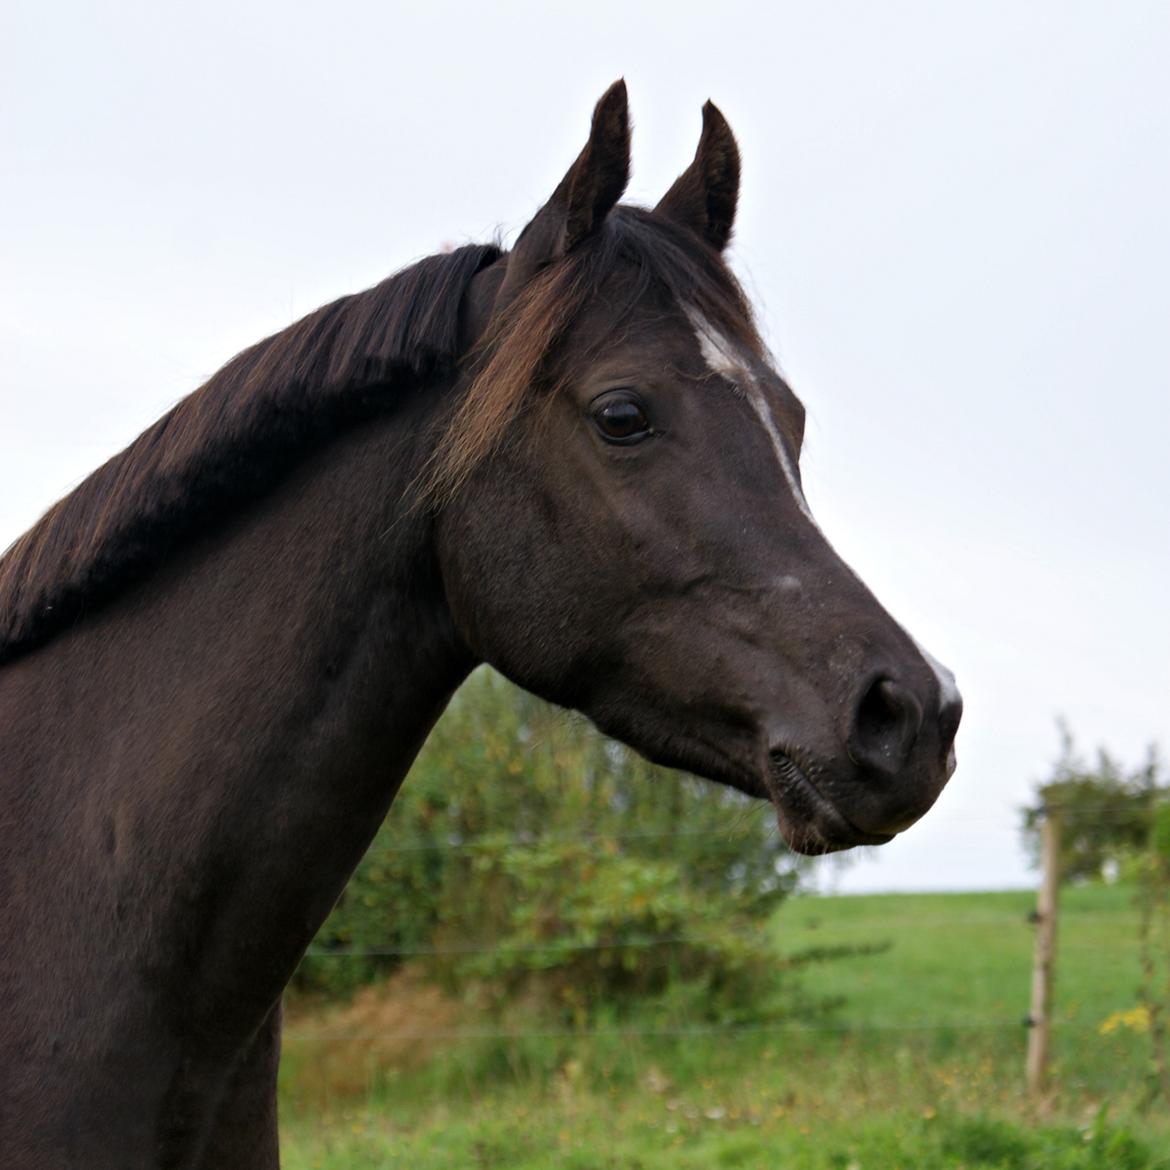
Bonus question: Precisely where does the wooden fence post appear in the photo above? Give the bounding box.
[1026,809,1061,1100]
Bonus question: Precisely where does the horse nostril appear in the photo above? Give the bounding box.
[848,677,923,777]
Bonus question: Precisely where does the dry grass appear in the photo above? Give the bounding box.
[282,968,464,1107]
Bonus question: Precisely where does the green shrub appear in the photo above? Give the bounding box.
[437,838,785,1022]
[294,667,801,1016]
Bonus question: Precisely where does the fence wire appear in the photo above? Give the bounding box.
[342,797,1157,858]
[290,1016,1111,1043]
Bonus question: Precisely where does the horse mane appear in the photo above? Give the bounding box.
[0,243,501,665]
[0,207,761,666]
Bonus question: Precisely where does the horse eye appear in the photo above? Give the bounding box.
[591,392,653,444]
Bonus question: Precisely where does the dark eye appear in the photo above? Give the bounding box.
[590,391,653,444]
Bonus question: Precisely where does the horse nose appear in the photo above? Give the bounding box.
[847,676,924,777]
[939,688,963,747]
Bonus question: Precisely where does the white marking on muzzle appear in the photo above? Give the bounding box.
[912,637,962,711]
[912,638,962,777]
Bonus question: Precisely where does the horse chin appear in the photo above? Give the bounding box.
[766,750,895,856]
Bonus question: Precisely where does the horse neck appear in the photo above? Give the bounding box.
[3,383,475,1023]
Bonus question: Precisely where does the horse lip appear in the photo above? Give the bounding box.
[766,749,894,854]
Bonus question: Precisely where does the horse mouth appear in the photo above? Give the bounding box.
[765,750,894,855]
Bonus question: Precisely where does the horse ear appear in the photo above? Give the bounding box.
[497,80,631,304]
[656,101,740,251]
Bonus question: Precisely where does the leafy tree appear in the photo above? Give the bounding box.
[1024,725,1170,1106]
[295,667,803,1014]
[1021,724,1163,883]
[1134,801,1170,1108]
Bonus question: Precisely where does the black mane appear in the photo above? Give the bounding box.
[0,243,501,665]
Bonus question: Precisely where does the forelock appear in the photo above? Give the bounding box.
[427,207,762,501]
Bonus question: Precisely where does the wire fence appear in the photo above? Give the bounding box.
[291,1018,1057,1042]
[286,794,1162,1055]
[324,796,1158,859]
[305,932,768,958]
[298,796,1151,962]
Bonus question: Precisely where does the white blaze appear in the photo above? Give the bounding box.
[687,307,961,727]
[686,308,815,524]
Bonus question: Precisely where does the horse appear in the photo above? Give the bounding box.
[0,81,961,1168]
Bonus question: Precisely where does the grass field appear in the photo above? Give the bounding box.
[279,884,1168,1168]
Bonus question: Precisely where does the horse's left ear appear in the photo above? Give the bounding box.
[656,101,740,252]
[497,80,631,305]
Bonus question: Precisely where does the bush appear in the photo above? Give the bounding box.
[294,667,801,1017]
[438,839,786,1022]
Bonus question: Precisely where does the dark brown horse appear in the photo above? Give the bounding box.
[0,82,960,1168]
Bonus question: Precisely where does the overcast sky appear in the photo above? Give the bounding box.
[3,1,1167,892]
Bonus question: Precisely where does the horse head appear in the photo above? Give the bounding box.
[435,81,961,854]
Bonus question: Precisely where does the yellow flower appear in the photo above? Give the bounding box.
[1098,1006,1151,1035]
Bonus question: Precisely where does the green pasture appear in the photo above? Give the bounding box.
[280,884,1167,1168]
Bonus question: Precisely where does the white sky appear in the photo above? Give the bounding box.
[3,1,1167,892]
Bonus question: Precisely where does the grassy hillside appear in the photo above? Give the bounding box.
[280,884,1167,1168]
[771,884,1148,1097]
